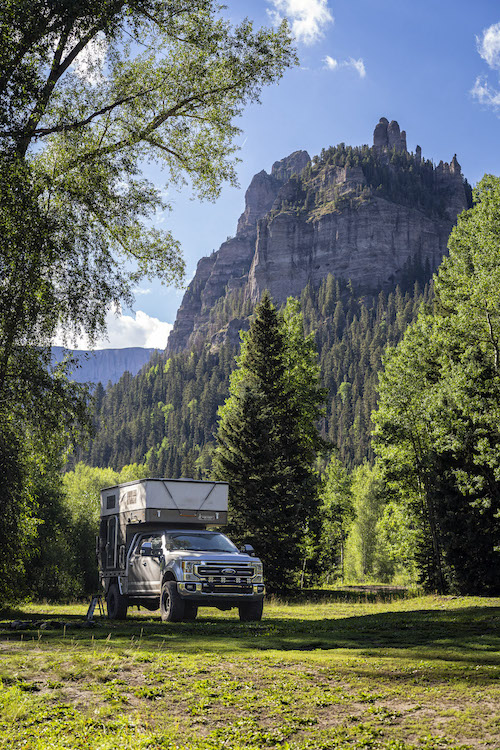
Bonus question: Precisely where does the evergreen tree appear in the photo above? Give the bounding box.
[213,294,326,591]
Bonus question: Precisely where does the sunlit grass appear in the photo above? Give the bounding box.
[0,593,498,749]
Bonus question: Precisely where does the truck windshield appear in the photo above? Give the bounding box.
[166,532,238,553]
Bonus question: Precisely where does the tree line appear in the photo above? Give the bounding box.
[78,270,431,477]
[295,143,473,219]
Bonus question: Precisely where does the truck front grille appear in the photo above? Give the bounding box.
[196,564,254,578]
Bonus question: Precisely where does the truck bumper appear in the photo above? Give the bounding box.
[177,582,265,603]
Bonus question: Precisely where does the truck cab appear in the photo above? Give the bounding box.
[99,478,265,622]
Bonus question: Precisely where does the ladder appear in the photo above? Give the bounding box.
[86,594,106,621]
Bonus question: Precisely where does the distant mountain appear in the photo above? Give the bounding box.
[51,347,158,385]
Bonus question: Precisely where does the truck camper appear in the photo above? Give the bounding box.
[98,478,265,622]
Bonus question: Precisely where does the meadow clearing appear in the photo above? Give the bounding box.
[0,591,498,749]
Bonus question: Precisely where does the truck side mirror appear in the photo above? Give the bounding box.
[240,544,255,556]
[140,542,153,556]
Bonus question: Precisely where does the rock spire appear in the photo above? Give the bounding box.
[373,117,407,153]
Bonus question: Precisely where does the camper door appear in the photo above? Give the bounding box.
[106,515,118,569]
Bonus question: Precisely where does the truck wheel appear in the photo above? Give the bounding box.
[160,581,185,623]
[183,603,198,621]
[107,583,128,620]
[238,600,263,622]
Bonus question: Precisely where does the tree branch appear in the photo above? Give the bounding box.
[17,2,125,156]
[57,78,247,173]
[5,86,161,140]
[485,310,499,370]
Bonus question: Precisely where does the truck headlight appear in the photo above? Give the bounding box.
[181,561,194,574]
[254,563,263,577]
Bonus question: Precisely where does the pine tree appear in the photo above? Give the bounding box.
[213,293,326,591]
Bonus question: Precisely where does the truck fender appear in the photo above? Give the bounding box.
[161,569,176,586]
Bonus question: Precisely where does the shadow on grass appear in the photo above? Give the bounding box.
[0,606,89,622]
[1,605,499,678]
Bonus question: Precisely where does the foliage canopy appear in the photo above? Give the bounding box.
[0,0,296,600]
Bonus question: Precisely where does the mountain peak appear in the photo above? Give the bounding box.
[373,117,407,154]
[271,150,311,182]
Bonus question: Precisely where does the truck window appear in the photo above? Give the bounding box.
[138,535,163,557]
[165,532,238,553]
[151,537,163,556]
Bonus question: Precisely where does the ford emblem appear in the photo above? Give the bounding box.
[222,568,236,574]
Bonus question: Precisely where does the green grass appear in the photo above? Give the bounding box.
[0,593,499,749]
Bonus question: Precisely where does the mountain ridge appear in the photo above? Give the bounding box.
[51,346,157,385]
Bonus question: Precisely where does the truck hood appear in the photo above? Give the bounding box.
[165,550,260,565]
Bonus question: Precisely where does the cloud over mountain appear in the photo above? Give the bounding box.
[268,0,333,45]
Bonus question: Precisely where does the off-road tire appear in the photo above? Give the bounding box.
[183,603,198,621]
[238,599,264,622]
[106,583,128,620]
[160,581,185,622]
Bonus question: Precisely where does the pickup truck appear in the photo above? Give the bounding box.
[99,478,265,622]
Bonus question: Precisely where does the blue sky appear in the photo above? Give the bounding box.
[75,0,500,348]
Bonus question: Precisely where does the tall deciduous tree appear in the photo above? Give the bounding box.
[317,455,354,583]
[1,0,296,362]
[343,462,385,582]
[1,1,295,343]
[0,2,296,597]
[213,294,326,591]
[373,175,500,594]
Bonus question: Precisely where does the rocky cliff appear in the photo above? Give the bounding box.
[166,119,471,354]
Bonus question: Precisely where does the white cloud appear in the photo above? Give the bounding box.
[133,287,152,296]
[53,310,173,350]
[477,22,500,69]
[323,55,339,70]
[154,208,167,225]
[471,76,500,110]
[323,55,366,78]
[472,23,500,112]
[348,57,366,78]
[268,0,334,45]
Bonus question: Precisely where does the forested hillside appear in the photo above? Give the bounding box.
[78,275,431,475]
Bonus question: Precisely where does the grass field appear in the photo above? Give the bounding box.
[0,591,499,749]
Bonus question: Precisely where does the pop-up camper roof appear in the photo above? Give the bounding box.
[100,478,229,526]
